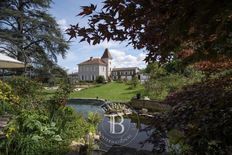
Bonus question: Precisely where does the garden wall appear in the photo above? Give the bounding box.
[128,99,171,112]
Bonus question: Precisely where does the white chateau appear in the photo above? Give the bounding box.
[77,48,140,81]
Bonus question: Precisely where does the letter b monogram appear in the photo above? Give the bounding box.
[109,115,124,134]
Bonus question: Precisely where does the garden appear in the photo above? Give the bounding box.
[0,77,100,154]
[0,0,232,154]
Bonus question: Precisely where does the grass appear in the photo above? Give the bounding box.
[69,82,144,102]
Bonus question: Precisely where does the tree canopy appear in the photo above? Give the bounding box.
[67,0,232,64]
[0,0,69,67]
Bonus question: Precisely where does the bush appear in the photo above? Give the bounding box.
[95,75,105,83]
[164,59,185,74]
[1,107,98,155]
[0,77,100,155]
[0,80,20,105]
[52,81,73,106]
[6,76,42,99]
[144,63,203,100]
[163,74,232,154]
[128,76,140,89]
[0,80,20,114]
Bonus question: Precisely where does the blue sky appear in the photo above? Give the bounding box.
[49,0,146,73]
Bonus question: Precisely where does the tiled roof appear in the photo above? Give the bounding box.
[79,58,107,65]
[112,67,139,71]
[101,48,113,59]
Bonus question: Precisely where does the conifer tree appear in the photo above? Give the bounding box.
[0,0,69,66]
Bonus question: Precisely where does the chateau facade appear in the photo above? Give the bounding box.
[78,48,140,81]
[78,49,112,81]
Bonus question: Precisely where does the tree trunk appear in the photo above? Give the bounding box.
[16,0,27,75]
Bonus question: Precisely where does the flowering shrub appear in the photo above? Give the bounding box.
[0,80,20,105]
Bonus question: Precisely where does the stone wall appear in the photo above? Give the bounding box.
[128,99,171,112]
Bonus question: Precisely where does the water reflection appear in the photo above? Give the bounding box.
[67,99,155,152]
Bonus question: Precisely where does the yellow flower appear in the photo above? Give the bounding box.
[6,133,9,139]
[0,80,20,104]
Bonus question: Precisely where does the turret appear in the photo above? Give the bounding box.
[101,48,113,79]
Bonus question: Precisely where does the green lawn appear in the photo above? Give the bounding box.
[69,82,144,102]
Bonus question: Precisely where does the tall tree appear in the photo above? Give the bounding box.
[66,0,232,64]
[0,0,69,66]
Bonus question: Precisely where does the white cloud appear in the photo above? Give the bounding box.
[73,40,121,51]
[66,66,78,74]
[57,19,68,31]
[57,41,146,73]
[109,49,146,69]
[58,48,146,73]
[95,40,119,49]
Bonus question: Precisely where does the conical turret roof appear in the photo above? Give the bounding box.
[101,48,113,59]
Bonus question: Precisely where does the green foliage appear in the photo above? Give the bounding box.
[35,65,68,85]
[87,112,102,126]
[144,60,204,100]
[0,0,69,66]
[168,129,191,154]
[116,76,123,83]
[67,0,232,63]
[128,76,140,89]
[163,74,232,154]
[7,76,42,99]
[0,78,98,155]
[164,59,185,74]
[0,80,20,114]
[0,80,20,105]
[144,62,203,100]
[146,63,167,78]
[51,81,73,106]
[5,76,45,111]
[1,110,66,155]
[1,107,97,155]
[95,75,105,83]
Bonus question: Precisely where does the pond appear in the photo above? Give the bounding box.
[67,99,156,153]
